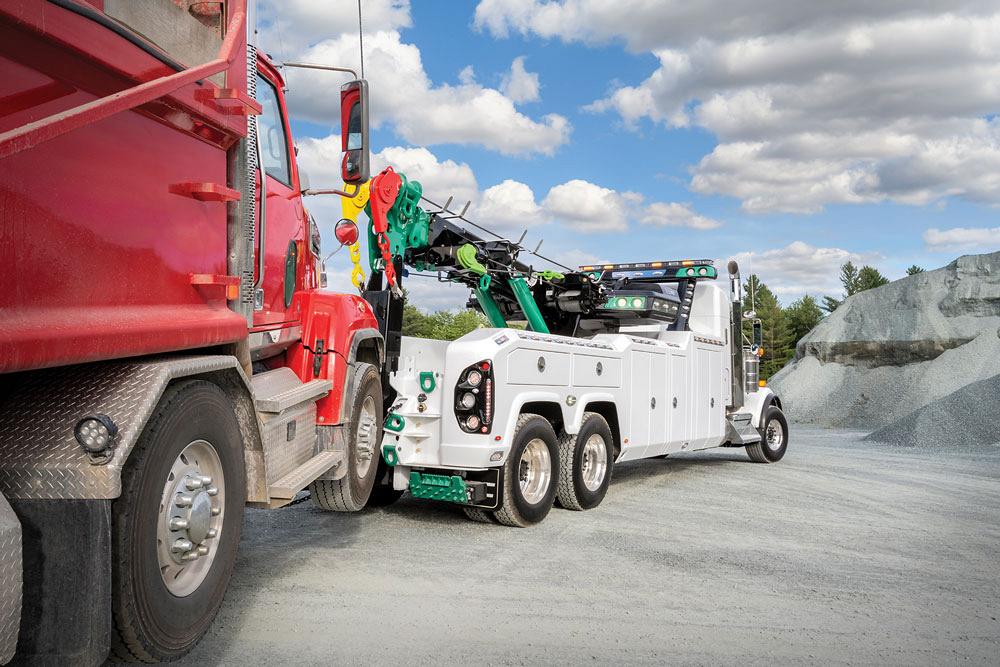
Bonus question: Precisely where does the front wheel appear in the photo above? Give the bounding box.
[111,380,246,662]
[746,405,789,463]
[494,414,559,527]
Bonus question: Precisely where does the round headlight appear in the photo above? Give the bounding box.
[699,267,708,275]
[460,392,477,409]
[631,297,643,308]
[466,370,483,387]
[616,298,627,307]
[687,268,695,276]
[465,415,481,430]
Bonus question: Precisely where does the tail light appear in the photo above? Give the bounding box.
[456,359,494,434]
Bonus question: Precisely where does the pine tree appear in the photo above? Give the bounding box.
[855,265,890,292]
[742,275,791,378]
[785,295,823,344]
[906,265,925,275]
[840,261,860,296]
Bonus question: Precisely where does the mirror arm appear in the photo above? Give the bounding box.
[279,62,359,79]
[303,183,361,198]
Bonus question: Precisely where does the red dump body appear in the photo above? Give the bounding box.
[0,2,249,371]
[0,1,375,397]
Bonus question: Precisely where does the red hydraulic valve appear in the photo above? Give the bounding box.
[368,167,402,288]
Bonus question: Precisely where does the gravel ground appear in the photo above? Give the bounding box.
[179,427,1000,665]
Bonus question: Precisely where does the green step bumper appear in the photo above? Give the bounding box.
[408,472,469,505]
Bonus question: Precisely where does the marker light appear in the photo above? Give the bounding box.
[631,297,643,308]
[75,414,118,454]
[466,370,483,387]
[466,415,481,430]
[460,392,477,409]
[698,267,708,275]
[616,298,627,307]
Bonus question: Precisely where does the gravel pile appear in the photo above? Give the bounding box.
[770,251,1000,438]
[864,374,1000,451]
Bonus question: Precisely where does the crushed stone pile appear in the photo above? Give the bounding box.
[864,375,1000,451]
[770,251,1000,442]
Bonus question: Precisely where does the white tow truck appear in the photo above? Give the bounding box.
[379,258,789,526]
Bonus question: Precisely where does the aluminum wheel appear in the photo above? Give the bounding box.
[518,437,552,504]
[765,419,785,451]
[580,434,608,491]
[355,394,379,478]
[157,439,224,597]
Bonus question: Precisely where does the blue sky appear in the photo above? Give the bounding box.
[261,1,1000,309]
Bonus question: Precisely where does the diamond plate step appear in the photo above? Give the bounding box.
[269,451,344,499]
[725,413,761,445]
[252,367,332,413]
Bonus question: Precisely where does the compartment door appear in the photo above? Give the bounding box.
[667,353,689,451]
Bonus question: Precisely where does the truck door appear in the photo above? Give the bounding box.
[253,69,304,328]
[667,353,689,450]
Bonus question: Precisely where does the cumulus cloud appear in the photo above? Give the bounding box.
[639,202,722,230]
[477,1,1000,212]
[501,56,540,103]
[259,0,570,157]
[923,226,1000,253]
[542,180,629,233]
[729,241,883,300]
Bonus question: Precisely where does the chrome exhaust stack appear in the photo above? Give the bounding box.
[727,260,745,410]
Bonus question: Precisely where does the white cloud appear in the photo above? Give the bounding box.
[542,179,629,233]
[259,0,411,58]
[501,56,540,103]
[923,226,1000,253]
[371,146,480,205]
[476,180,544,229]
[266,21,570,156]
[729,241,883,301]
[639,202,722,230]
[477,1,1000,212]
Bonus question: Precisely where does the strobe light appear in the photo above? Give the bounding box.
[460,392,477,409]
[466,370,483,387]
[75,414,118,454]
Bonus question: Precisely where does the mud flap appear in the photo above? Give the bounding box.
[11,499,111,666]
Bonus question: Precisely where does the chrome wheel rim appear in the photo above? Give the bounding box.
[355,395,378,478]
[518,438,552,505]
[157,439,224,597]
[765,420,785,451]
[581,434,608,491]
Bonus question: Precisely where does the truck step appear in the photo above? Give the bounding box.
[269,451,343,499]
[725,413,761,445]
[252,367,332,413]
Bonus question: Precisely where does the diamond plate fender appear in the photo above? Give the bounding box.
[0,355,264,500]
[0,494,21,664]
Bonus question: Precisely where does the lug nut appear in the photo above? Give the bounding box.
[206,528,217,538]
[169,518,189,530]
[197,545,209,556]
[206,486,219,496]
[182,551,200,561]
[175,494,193,507]
[186,478,203,490]
[200,475,213,486]
[172,538,193,553]
[211,507,221,516]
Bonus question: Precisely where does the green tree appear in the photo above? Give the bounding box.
[821,295,842,313]
[839,261,860,296]
[855,265,890,292]
[906,265,925,275]
[785,295,824,344]
[401,305,488,341]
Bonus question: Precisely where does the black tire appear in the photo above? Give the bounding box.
[556,412,614,511]
[494,414,559,527]
[462,507,496,523]
[311,362,382,511]
[110,380,246,663]
[746,405,789,463]
[365,457,404,508]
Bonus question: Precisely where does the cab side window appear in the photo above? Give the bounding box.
[256,74,292,187]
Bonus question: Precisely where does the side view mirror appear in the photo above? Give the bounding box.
[340,79,370,184]
[335,219,360,246]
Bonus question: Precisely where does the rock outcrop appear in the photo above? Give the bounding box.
[770,251,1000,432]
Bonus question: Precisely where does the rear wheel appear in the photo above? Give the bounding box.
[494,414,559,527]
[746,405,789,463]
[556,412,614,511]
[111,380,245,662]
[311,362,382,512]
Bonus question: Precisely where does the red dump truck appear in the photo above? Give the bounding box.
[0,1,385,662]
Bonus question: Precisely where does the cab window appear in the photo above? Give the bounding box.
[257,75,292,187]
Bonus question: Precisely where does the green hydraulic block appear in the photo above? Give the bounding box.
[508,276,550,333]
[475,287,507,328]
[408,472,469,504]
